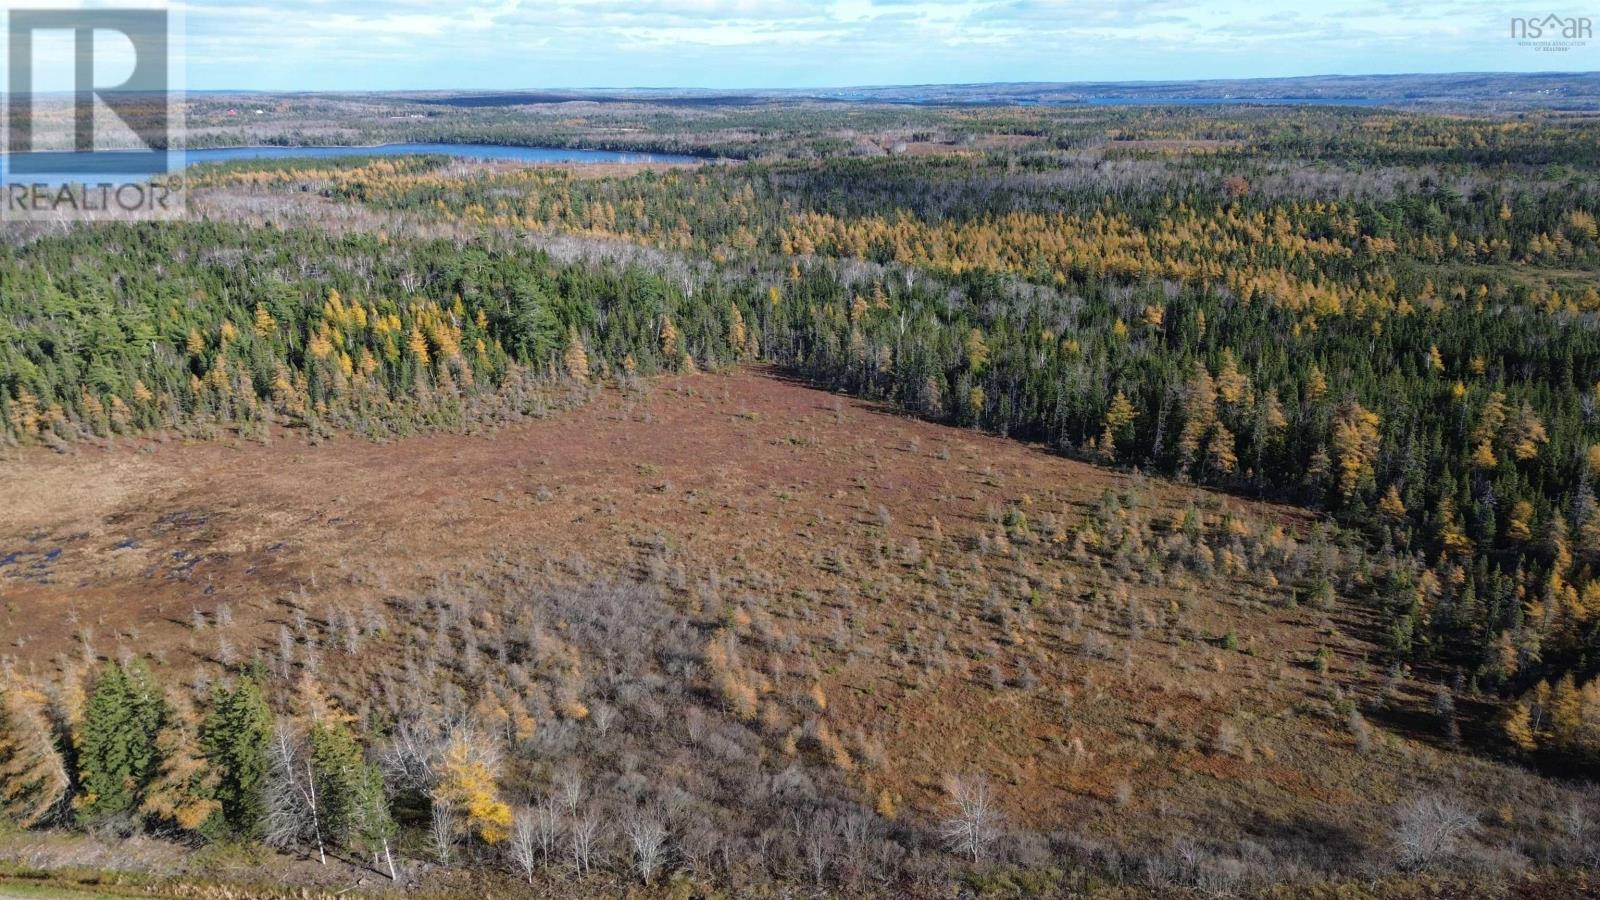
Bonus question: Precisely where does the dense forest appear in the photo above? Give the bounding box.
[319,134,1600,756]
[9,103,1600,893]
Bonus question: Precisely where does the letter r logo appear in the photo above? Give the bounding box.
[6,8,170,175]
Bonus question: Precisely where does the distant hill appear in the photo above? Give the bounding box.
[378,72,1600,111]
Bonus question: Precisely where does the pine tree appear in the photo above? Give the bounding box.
[353,760,399,880]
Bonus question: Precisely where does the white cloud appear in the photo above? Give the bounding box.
[150,0,1599,89]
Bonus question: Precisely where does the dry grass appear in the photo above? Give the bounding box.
[0,368,1591,880]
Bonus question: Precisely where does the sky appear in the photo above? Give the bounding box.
[12,1,1600,91]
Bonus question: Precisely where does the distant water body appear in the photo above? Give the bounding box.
[1,143,702,184]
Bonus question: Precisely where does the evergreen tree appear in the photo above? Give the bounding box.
[353,761,399,881]
[309,720,396,879]
[199,677,273,839]
[74,662,165,823]
[309,720,366,845]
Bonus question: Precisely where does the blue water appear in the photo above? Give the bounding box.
[1,142,701,184]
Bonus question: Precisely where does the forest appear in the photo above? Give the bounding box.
[7,101,1600,895]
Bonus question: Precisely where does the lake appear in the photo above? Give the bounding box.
[1,143,702,184]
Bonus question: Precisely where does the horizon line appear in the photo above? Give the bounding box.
[126,69,1600,96]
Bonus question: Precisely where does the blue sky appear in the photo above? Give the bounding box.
[40,1,1600,90]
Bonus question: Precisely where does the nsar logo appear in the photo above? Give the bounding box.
[1511,13,1592,51]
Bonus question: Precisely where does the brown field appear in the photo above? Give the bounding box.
[0,368,1582,872]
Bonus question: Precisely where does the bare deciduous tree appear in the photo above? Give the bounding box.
[508,807,540,884]
[265,723,326,865]
[1561,795,1600,867]
[570,806,601,876]
[557,770,585,818]
[939,774,1003,863]
[533,796,562,867]
[429,799,457,864]
[591,703,617,738]
[624,808,669,884]
[1393,795,1474,870]
[804,812,835,885]
[276,625,295,679]
[379,718,444,792]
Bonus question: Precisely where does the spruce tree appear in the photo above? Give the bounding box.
[200,677,272,838]
[354,761,399,880]
[74,662,165,823]
[309,719,396,877]
[309,720,364,844]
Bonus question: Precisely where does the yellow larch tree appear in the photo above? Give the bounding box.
[562,328,590,382]
[0,679,69,828]
[1330,400,1380,503]
[433,730,511,845]
[1378,485,1407,521]
[407,325,431,365]
[659,317,680,361]
[252,305,278,337]
[1306,365,1329,404]
[1097,391,1138,463]
[1177,363,1219,475]
[1504,700,1537,752]
[729,305,748,357]
[1215,349,1249,406]
[139,690,220,833]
